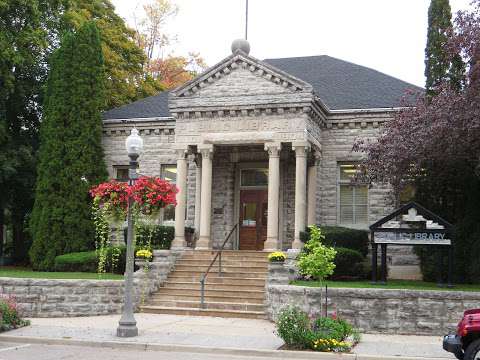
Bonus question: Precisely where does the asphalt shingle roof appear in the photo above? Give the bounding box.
[103,55,422,119]
[264,55,423,110]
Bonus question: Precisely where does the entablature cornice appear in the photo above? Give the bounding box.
[102,117,176,137]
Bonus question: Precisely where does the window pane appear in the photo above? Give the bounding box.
[339,164,360,182]
[340,185,354,223]
[161,165,177,184]
[355,186,368,205]
[115,167,129,182]
[355,205,368,223]
[240,169,268,186]
[242,203,257,226]
[163,204,175,224]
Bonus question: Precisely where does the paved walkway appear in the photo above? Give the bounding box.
[0,314,455,359]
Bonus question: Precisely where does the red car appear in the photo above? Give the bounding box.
[444,309,480,360]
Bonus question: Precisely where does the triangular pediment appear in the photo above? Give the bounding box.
[171,50,313,98]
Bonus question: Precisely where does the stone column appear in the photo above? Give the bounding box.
[195,145,214,250]
[171,148,188,250]
[194,156,202,240]
[307,150,321,226]
[292,142,310,250]
[264,143,281,251]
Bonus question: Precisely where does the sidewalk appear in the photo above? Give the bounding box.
[0,314,455,359]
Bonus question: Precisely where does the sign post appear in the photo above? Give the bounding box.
[369,202,454,287]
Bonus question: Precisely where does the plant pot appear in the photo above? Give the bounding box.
[135,259,151,271]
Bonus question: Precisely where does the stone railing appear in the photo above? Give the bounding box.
[0,249,179,318]
[265,262,478,336]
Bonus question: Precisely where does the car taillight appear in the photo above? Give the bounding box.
[461,327,468,336]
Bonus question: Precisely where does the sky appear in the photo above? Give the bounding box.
[110,0,474,87]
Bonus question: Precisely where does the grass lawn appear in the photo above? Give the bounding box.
[0,266,123,280]
[292,279,480,292]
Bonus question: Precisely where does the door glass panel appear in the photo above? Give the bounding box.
[261,202,268,226]
[242,203,257,226]
[240,169,268,186]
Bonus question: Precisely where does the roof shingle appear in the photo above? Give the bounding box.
[103,55,423,120]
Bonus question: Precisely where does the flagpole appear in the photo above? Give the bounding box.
[245,0,249,40]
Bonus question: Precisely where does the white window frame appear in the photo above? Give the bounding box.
[113,165,129,182]
[337,163,369,228]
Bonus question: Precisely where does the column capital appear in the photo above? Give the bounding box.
[198,144,214,159]
[264,142,282,157]
[173,145,189,160]
[292,142,311,157]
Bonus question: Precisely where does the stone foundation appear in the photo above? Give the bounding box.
[0,249,178,318]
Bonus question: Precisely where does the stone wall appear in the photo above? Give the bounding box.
[318,112,394,227]
[266,283,475,335]
[0,250,177,318]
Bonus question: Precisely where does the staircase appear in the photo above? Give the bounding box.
[140,250,268,319]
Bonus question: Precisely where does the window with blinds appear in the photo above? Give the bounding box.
[338,164,368,225]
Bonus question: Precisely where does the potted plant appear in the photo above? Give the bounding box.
[268,251,287,263]
[135,248,153,271]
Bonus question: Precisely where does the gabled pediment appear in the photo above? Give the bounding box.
[171,50,313,98]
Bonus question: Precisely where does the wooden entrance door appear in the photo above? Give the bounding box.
[239,190,268,250]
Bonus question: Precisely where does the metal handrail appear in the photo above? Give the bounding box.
[199,223,238,309]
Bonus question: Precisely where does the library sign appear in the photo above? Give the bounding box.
[369,202,454,287]
[373,230,451,246]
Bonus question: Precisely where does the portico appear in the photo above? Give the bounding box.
[167,40,324,251]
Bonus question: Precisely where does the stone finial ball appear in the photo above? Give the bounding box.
[231,39,250,55]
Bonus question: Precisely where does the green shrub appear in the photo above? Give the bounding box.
[276,306,360,352]
[0,296,30,331]
[301,226,369,256]
[54,246,132,274]
[297,226,336,281]
[54,251,97,272]
[330,248,364,280]
[313,317,353,341]
[135,225,174,250]
[275,305,311,349]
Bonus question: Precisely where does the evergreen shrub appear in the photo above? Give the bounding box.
[301,226,369,256]
[330,247,364,280]
[54,251,97,272]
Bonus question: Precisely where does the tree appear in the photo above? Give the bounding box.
[148,53,207,89]
[62,0,160,108]
[424,0,465,95]
[30,21,107,270]
[0,0,57,262]
[354,1,480,282]
[134,0,207,90]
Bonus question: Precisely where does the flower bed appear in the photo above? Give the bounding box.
[275,305,360,352]
[0,295,30,332]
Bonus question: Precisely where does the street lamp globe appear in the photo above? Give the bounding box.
[125,128,143,157]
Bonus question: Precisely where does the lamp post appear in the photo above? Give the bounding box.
[117,128,143,338]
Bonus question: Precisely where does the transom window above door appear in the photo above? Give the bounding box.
[240,169,268,187]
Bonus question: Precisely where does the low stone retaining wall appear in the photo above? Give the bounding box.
[266,284,479,336]
[0,249,179,317]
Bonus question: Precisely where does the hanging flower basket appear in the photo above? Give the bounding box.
[130,176,178,216]
[89,180,129,222]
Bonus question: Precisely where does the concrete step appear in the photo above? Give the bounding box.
[176,259,269,267]
[174,264,268,273]
[153,287,265,299]
[147,299,264,312]
[139,306,266,319]
[172,270,267,279]
[167,275,266,286]
[149,293,265,304]
[162,281,265,291]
